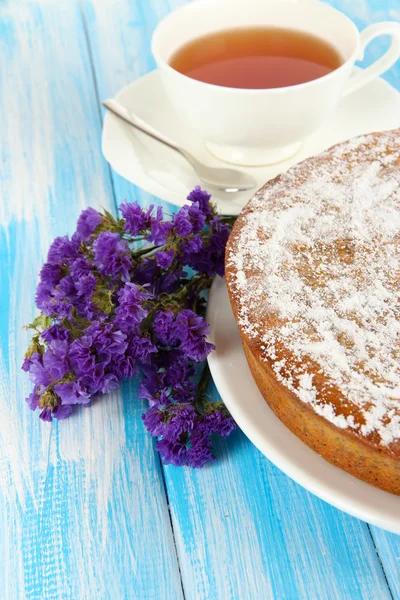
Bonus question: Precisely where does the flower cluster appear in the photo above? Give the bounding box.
[23,187,236,467]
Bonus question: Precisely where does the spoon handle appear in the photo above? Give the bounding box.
[103,99,182,155]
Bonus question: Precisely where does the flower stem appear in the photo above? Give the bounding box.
[132,244,162,258]
[195,362,211,410]
[221,215,237,228]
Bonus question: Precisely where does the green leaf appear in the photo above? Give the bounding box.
[96,209,126,235]
[25,333,45,359]
[103,209,116,222]
[204,401,232,416]
[91,283,115,315]
[26,314,52,332]
[61,310,91,340]
[62,320,81,340]
[39,388,58,409]
[72,308,91,329]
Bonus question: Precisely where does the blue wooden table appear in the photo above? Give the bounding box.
[1,1,400,598]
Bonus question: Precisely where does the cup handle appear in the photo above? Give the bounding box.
[343,21,400,97]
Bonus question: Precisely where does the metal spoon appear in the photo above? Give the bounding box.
[103,99,256,193]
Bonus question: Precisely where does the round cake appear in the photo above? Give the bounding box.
[225,129,400,495]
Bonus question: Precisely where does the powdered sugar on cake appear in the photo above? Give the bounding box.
[227,131,400,447]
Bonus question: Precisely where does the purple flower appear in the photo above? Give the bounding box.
[182,248,210,277]
[157,349,196,400]
[36,264,76,317]
[78,362,107,395]
[39,263,63,287]
[53,404,73,419]
[138,382,157,404]
[203,409,236,437]
[173,383,196,404]
[74,299,98,323]
[110,334,157,381]
[75,273,96,299]
[156,249,175,270]
[134,258,159,286]
[54,381,91,405]
[187,186,213,216]
[114,283,150,333]
[27,344,69,393]
[26,389,40,411]
[49,264,98,321]
[77,366,118,396]
[22,356,32,372]
[126,335,157,363]
[181,218,229,277]
[120,201,153,236]
[156,269,187,296]
[150,221,173,246]
[69,337,96,377]
[147,207,173,245]
[28,354,52,388]
[138,368,163,404]
[42,301,73,320]
[173,203,206,237]
[53,275,76,300]
[49,338,68,358]
[35,282,52,309]
[23,191,235,466]
[112,355,138,380]
[78,363,119,395]
[186,434,215,468]
[210,217,230,252]
[42,347,68,380]
[153,311,176,345]
[88,323,128,361]
[35,263,64,309]
[173,206,193,237]
[102,373,120,394]
[63,288,97,323]
[181,237,202,255]
[162,404,197,442]
[174,310,215,362]
[156,438,187,466]
[142,405,166,437]
[148,405,236,468]
[93,231,131,282]
[164,357,193,388]
[69,257,92,279]
[47,235,79,265]
[76,207,102,240]
[68,323,128,394]
[41,325,71,344]
[39,407,53,422]
[172,203,206,238]
[188,204,206,234]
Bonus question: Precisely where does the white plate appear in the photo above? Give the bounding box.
[102,69,400,215]
[206,277,400,534]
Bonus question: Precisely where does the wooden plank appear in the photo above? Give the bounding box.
[0,2,182,598]
[369,528,400,598]
[83,0,399,598]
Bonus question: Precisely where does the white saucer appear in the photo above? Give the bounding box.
[206,277,400,534]
[102,69,400,215]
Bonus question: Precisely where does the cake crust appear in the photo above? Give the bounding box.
[225,130,400,495]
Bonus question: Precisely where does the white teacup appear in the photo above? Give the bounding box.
[151,0,400,166]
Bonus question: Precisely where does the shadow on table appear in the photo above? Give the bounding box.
[212,427,249,463]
